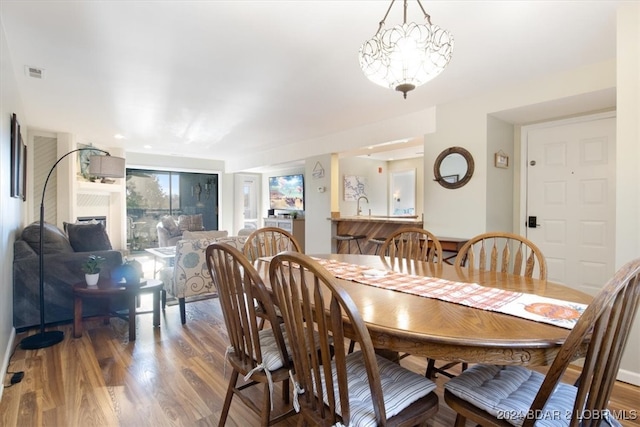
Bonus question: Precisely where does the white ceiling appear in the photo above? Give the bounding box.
[1,1,620,170]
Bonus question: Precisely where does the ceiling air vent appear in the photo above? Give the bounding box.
[24,66,45,79]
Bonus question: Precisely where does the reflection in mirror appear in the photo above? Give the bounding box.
[439,153,467,183]
[390,169,416,216]
[433,147,474,189]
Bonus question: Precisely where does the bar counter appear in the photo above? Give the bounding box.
[329,215,423,255]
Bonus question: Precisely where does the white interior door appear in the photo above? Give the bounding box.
[525,114,616,296]
[242,176,258,230]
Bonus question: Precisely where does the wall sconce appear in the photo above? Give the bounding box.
[393,191,401,202]
[192,182,202,201]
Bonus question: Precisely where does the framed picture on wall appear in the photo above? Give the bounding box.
[494,151,509,168]
[10,113,23,199]
[343,175,367,201]
[20,137,27,201]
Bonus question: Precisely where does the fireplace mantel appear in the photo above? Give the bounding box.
[77,180,124,195]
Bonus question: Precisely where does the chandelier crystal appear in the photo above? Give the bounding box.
[359,0,454,99]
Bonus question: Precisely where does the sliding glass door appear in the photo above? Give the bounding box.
[126,169,219,250]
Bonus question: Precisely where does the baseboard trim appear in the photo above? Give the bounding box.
[617,368,640,387]
[0,327,17,402]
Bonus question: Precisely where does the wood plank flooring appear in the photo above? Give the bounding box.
[2,296,639,426]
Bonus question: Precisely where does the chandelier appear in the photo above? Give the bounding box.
[359,0,454,99]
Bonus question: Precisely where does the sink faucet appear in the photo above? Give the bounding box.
[357,196,369,216]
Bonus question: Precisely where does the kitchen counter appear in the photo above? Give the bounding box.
[331,215,423,224]
[329,215,424,254]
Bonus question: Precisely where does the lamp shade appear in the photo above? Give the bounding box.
[89,155,125,178]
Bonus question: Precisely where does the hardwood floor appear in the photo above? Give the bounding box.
[2,296,639,426]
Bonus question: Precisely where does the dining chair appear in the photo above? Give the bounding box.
[377,228,444,364]
[427,232,548,380]
[243,226,302,262]
[269,251,439,427]
[444,256,640,427]
[379,227,443,264]
[453,231,547,279]
[243,226,302,329]
[205,242,295,427]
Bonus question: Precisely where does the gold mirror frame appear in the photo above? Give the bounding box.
[433,146,474,189]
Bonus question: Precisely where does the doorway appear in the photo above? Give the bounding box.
[242,176,259,230]
[522,112,616,295]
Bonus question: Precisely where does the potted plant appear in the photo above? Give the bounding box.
[81,255,105,287]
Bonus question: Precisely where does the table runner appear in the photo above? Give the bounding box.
[313,258,587,330]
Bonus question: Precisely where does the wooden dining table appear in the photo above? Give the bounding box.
[255,253,592,367]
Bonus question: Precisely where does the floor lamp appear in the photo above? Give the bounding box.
[20,148,125,350]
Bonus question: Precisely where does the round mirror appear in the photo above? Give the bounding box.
[433,146,474,189]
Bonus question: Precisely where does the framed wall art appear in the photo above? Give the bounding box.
[494,150,509,169]
[343,175,367,201]
[10,113,24,199]
[21,138,27,201]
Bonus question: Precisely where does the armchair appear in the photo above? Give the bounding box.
[160,235,247,324]
[156,214,206,247]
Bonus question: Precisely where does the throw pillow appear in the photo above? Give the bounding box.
[22,222,74,255]
[161,215,181,238]
[178,214,204,232]
[64,222,113,252]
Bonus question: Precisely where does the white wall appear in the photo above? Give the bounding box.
[226,107,437,173]
[0,20,23,400]
[304,154,334,255]
[338,157,387,216]
[423,59,616,239]
[614,1,640,385]
[486,116,514,232]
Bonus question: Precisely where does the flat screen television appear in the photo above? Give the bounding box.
[269,174,304,211]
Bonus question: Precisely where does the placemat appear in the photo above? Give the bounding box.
[313,257,586,329]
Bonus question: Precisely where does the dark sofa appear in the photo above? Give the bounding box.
[13,222,124,330]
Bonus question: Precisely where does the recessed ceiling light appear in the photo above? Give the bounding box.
[114,134,125,139]
[144,145,152,149]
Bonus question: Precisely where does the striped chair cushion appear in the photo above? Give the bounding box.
[256,324,290,371]
[318,352,436,427]
[444,365,622,427]
[235,324,319,372]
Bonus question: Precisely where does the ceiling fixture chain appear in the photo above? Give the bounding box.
[359,0,454,99]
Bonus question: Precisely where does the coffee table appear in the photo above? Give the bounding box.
[145,246,176,278]
[73,278,163,340]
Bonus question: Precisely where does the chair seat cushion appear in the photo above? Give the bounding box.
[256,324,290,371]
[444,365,594,427]
[319,352,436,427]
[236,325,322,373]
